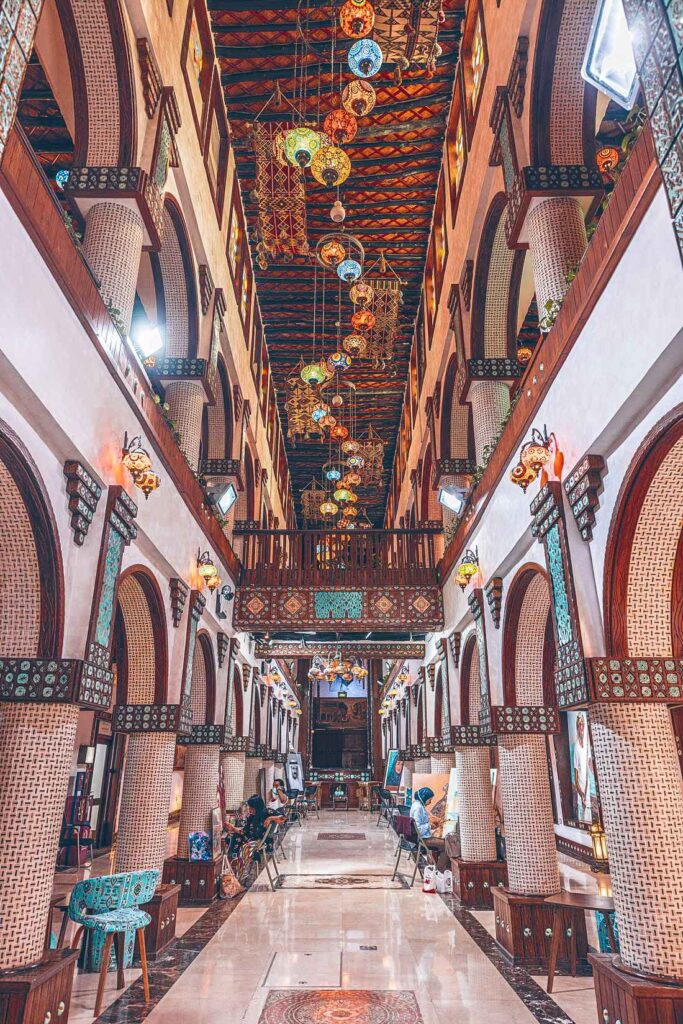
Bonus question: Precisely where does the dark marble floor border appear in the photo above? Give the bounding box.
[95,893,246,1022]
[438,894,580,1024]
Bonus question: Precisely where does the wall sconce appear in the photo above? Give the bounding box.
[590,822,609,871]
[455,547,479,591]
[122,433,160,499]
[509,425,562,492]
[197,549,221,591]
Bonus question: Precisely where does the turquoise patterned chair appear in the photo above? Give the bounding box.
[67,869,159,1017]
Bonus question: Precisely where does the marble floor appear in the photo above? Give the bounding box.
[59,812,608,1023]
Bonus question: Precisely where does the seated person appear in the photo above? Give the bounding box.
[225,795,284,854]
[267,777,289,814]
[410,787,450,871]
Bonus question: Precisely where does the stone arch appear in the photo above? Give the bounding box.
[502,564,555,706]
[202,356,234,463]
[190,631,216,725]
[0,420,64,657]
[529,0,598,166]
[113,567,168,705]
[151,197,199,361]
[55,0,136,165]
[470,193,524,361]
[603,405,683,658]
[459,631,480,725]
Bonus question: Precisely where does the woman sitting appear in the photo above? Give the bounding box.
[409,787,450,871]
[225,795,284,851]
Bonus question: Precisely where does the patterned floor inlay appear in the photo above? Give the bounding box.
[317,832,367,841]
[258,989,425,1023]
[251,874,409,891]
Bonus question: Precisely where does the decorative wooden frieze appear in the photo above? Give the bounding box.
[531,482,590,708]
[221,735,248,753]
[199,458,242,481]
[508,36,529,117]
[169,577,189,628]
[150,357,216,403]
[506,164,603,248]
[490,704,560,734]
[177,724,225,745]
[0,657,111,709]
[63,166,163,250]
[409,742,431,759]
[114,703,185,733]
[254,641,425,659]
[433,457,476,486]
[451,724,498,747]
[449,631,461,668]
[233,384,243,423]
[428,735,454,754]
[137,38,163,118]
[233,520,260,533]
[460,259,474,311]
[198,264,214,316]
[585,658,683,704]
[563,455,607,542]
[217,632,230,668]
[485,577,503,629]
[467,357,525,381]
[63,460,103,545]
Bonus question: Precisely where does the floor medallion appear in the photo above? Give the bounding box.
[258,989,425,1024]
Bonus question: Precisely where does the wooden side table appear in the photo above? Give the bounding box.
[544,891,616,993]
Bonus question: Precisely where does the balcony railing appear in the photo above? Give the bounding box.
[240,528,442,588]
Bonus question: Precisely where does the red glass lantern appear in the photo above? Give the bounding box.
[331,423,350,441]
[351,309,376,332]
[339,0,375,38]
[323,108,358,145]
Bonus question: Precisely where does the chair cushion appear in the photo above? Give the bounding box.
[81,908,152,933]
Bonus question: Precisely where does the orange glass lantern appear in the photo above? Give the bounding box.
[341,78,376,117]
[351,309,376,332]
[319,238,346,267]
[596,145,620,175]
[520,441,551,473]
[517,345,533,365]
[320,413,337,429]
[339,0,375,38]
[323,108,358,145]
[509,461,537,492]
[341,438,360,454]
[331,423,350,441]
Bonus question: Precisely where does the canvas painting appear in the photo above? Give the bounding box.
[567,710,597,823]
[412,773,451,836]
[384,749,404,792]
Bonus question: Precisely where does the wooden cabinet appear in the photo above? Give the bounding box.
[138,883,181,959]
[0,949,78,1024]
[162,856,221,905]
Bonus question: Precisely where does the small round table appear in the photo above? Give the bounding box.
[544,891,616,993]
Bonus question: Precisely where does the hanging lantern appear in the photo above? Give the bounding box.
[345,490,359,503]
[284,126,323,168]
[197,549,219,587]
[334,486,353,502]
[319,238,347,267]
[320,499,339,517]
[344,504,358,518]
[323,108,358,145]
[343,333,367,356]
[517,346,533,365]
[325,465,342,481]
[122,437,152,475]
[330,199,346,223]
[331,423,350,441]
[351,309,376,332]
[331,393,344,408]
[509,461,537,491]
[132,469,161,499]
[454,569,470,591]
[346,453,365,468]
[343,470,362,486]
[457,548,479,587]
[350,281,374,306]
[342,78,376,116]
[520,439,551,473]
[341,438,360,454]
[596,145,620,175]
[328,351,352,372]
[320,413,337,429]
[348,38,383,78]
[312,403,330,423]
[311,145,351,188]
[301,360,328,385]
[339,0,375,38]
[337,258,362,283]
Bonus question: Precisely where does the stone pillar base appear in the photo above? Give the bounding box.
[0,949,79,1024]
[590,953,683,1024]
[492,888,589,971]
[451,858,508,909]
[137,883,180,959]
[162,855,221,905]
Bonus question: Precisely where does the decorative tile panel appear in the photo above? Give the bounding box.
[177,723,224,745]
[467,357,525,380]
[63,166,163,249]
[490,704,560,734]
[235,586,443,631]
[0,0,42,162]
[434,457,476,484]
[586,658,683,703]
[451,724,498,747]
[113,703,183,732]
[63,460,103,545]
[563,455,607,542]
[221,734,248,753]
[152,357,216,403]
[314,591,362,620]
[506,164,603,247]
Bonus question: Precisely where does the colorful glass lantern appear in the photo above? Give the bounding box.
[328,351,352,372]
[343,333,367,356]
[339,0,375,37]
[343,470,362,486]
[197,550,219,587]
[323,108,358,145]
[520,440,551,473]
[320,499,339,516]
[334,486,352,502]
[348,38,383,78]
[596,145,620,175]
[457,548,479,587]
[284,126,322,168]
[341,438,360,454]
[350,281,374,306]
[337,258,362,283]
[319,238,347,267]
[509,461,537,491]
[312,404,330,423]
[351,309,376,332]
[122,437,152,475]
[344,504,358,518]
[338,516,350,527]
[345,490,359,503]
[331,423,350,441]
[346,453,365,468]
[454,569,470,591]
[342,78,376,116]
[311,145,351,188]
[133,469,161,499]
[325,466,342,481]
[517,346,533,365]
[331,393,344,407]
[320,413,337,428]
[301,360,327,385]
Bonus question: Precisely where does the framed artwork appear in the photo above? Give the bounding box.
[173,744,186,771]
[446,76,467,226]
[384,749,404,792]
[286,752,304,792]
[567,710,598,824]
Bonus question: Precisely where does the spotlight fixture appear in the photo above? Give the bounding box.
[438,486,467,516]
[130,322,164,359]
[581,0,638,110]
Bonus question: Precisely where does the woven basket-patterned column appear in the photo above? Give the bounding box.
[243,758,262,800]
[414,757,431,773]
[115,733,176,873]
[163,381,204,470]
[82,202,144,333]
[526,196,587,316]
[221,751,246,810]
[178,745,219,844]
[456,748,497,861]
[430,753,455,773]
[402,760,415,792]
[590,703,683,978]
[469,380,510,467]
[0,703,78,970]
[498,735,559,895]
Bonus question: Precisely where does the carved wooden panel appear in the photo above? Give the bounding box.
[63,461,102,545]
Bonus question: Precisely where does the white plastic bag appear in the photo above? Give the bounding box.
[422,864,436,894]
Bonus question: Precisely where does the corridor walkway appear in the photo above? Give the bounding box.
[75,810,602,1024]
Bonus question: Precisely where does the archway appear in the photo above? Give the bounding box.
[178,631,220,844]
[471,193,524,363]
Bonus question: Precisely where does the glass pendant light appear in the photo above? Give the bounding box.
[348,39,383,78]
[311,145,352,188]
[284,126,323,168]
[350,281,374,306]
[343,333,367,355]
[342,79,376,116]
[337,259,362,283]
[339,0,375,38]
[323,109,358,145]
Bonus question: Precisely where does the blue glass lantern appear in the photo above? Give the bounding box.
[312,405,329,423]
[337,258,362,283]
[55,170,69,189]
[348,38,383,78]
[329,351,352,372]
[326,466,342,481]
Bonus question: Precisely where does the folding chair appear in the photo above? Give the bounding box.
[253,822,282,891]
[302,784,320,819]
[391,814,433,887]
[376,788,395,827]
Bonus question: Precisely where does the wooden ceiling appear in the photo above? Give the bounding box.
[210,0,464,524]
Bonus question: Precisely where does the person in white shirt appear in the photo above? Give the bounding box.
[573,713,593,822]
[267,777,289,814]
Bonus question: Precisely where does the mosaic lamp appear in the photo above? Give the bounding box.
[342,78,376,116]
[331,423,350,441]
[520,437,551,473]
[341,438,360,454]
[197,549,220,587]
[350,281,374,306]
[312,403,330,423]
[343,333,367,356]
[343,504,358,518]
[311,145,352,188]
[325,464,342,481]
[122,435,152,475]
[334,486,353,502]
[323,108,358,145]
[348,38,383,78]
[132,469,161,499]
[343,470,362,486]
[517,345,533,365]
[509,461,537,492]
[301,360,328,385]
[346,453,365,468]
[339,0,375,38]
[319,237,347,267]
[320,499,339,517]
[331,393,344,407]
[320,413,338,429]
[456,548,479,589]
[337,258,362,283]
[328,351,352,372]
[351,309,376,332]
[284,126,323,168]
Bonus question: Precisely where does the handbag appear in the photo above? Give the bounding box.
[219,853,245,899]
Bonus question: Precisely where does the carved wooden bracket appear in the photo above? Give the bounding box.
[460,260,474,311]
[63,460,102,546]
[169,577,189,628]
[217,632,230,668]
[199,264,214,316]
[485,577,503,629]
[449,631,462,668]
[563,454,607,542]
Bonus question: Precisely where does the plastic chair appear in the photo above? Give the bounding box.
[332,783,348,811]
[67,869,159,1017]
